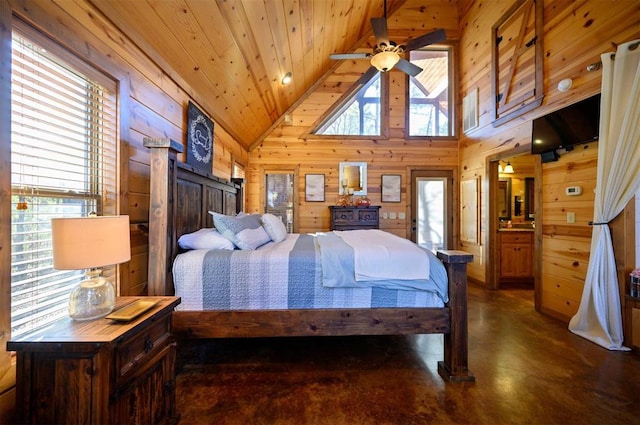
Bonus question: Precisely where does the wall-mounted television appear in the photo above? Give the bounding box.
[531,94,601,158]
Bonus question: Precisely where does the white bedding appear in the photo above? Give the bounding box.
[334,229,430,281]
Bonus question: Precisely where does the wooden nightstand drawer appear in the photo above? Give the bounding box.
[115,313,173,382]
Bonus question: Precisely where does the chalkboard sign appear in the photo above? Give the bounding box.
[186,101,213,172]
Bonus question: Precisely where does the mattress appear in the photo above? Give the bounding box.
[172,232,448,311]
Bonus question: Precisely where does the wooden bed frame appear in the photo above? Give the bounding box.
[143,138,475,382]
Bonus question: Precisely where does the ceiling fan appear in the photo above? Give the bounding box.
[329,1,446,77]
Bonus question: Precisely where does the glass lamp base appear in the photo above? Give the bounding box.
[68,273,115,321]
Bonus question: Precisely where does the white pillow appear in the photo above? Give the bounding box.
[177,228,235,250]
[261,213,287,243]
[209,212,271,250]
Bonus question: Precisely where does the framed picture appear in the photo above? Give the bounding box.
[381,174,401,203]
[462,87,478,133]
[186,101,214,172]
[305,174,325,202]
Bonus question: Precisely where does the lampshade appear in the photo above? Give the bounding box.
[52,215,131,321]
[503,162,515,174]
[52,215,131,270]
[370,51,399,72]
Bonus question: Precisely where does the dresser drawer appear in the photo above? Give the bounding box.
[357,209,378,222]
[332,209,356,223]
[115,314,172,382]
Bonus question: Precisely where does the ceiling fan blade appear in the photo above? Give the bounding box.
[330,53,370,60]
[404,28,447,51]
[370,17,390,46]
[395,58,423,77]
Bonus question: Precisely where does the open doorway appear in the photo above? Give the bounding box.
[488,152,542,308]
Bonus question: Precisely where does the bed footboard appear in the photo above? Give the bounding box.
[437,250,475,382]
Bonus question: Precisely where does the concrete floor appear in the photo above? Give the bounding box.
[175,285,640,424]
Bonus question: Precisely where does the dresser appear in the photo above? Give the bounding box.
[329,205,380,231]
[8,296,181,425]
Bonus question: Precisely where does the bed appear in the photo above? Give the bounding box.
[143,138,474,382]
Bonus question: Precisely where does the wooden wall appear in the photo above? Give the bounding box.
[249,1,461,238]
[2,0,248,297]
[457,0,640,321]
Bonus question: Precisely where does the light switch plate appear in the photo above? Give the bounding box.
[389,212,397,219]
[567,212,576,223]
[398,212,406,219]
[382,212,388,219]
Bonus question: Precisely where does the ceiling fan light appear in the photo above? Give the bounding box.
[370,51,399,72]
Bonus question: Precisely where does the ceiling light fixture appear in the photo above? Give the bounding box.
[281,72,292,85]
[370,50,400,72]
[557,78,573,92]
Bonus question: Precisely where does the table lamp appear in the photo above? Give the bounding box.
[51,215,131,321]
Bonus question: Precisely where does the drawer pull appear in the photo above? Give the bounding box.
[144,336,154,353]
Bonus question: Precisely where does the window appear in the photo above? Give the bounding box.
[407,47,454,137]
[10,22,118,338]
[314,72,382,136]
[265,172,294,233]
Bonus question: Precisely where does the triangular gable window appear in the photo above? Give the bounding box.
[314,71,382,136]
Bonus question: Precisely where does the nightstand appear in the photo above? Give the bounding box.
[7,296,181,425]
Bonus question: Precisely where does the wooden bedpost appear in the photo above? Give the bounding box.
[143,137,183,296]
[436,250,475,382]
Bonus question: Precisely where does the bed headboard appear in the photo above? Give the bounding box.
[143,137,242,295]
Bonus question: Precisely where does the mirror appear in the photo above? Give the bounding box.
[339,162,367,196]
[524,177,535,220]
[498,178,511,220]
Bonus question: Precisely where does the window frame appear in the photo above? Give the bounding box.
[405,43,457,140]
[9,20,120,339]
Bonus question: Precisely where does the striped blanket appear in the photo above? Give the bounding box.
[172,232,447,311]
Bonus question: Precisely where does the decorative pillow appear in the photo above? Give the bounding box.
[177,228,235,250]
[261,213,287,243]
[209,212,271,250]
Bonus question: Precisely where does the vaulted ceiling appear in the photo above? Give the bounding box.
[91,0,457,149]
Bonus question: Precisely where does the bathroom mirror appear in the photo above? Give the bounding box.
[524,177,535,220]
[339,162,367,196]
[498,178,511,220]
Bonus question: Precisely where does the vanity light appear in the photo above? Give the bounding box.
[503,161,515,174]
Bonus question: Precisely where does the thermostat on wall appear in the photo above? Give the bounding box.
[566,186,582,196]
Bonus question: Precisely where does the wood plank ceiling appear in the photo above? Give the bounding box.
[91,0,455,149]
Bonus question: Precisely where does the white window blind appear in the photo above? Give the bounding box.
[10,22,118,338]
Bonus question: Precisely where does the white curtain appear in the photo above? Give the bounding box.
[568,39,640,350]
